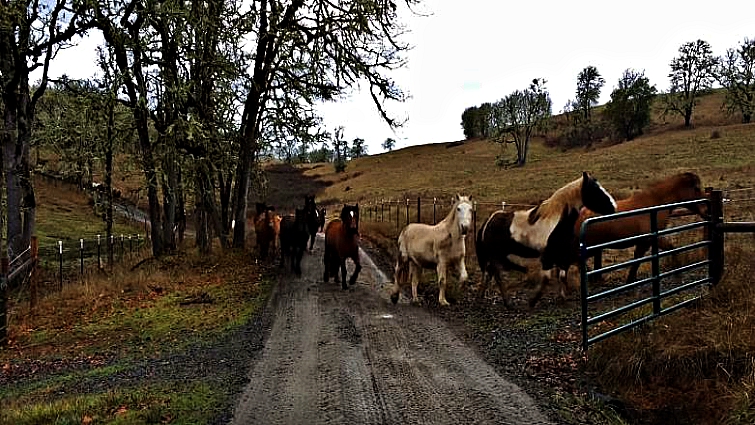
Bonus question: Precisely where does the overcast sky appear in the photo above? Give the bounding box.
[47,0,755,155]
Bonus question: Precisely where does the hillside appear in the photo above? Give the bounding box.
[291,131,753,210]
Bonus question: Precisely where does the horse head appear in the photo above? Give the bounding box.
[264,206,276,228]
[340,204,360,235]
[580,172,616,215]
[675,172,709,219]
[452,194,473,236]
[255,202,268,218]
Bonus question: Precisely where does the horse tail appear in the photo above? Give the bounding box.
[476,222,488,283]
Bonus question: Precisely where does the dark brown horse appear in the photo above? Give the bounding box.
[304,195,320,252]
[571,172,709,284]
[318,208,326,232]
[323,204,362,290]
[279,208,309,275]
[254,202,277,260]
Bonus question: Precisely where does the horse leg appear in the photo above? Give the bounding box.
[348,251,362,286]
[340,259,348,290]
[528,268,552,309]
[391,259,403,304]
[323,246,330,282]
[626,242,650,285]
[437,262,450,306]
[490,262,513,308]
[410,263,421,304]
[295,246,303,276]
[458,257,469,288]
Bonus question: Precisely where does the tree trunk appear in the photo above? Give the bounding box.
[176,167,186,244]
[160,146,177,252]
[743,113,751,124]
[134,106,164,257]
[105,94,115,267]
[684,107,692,127]
[218,171,232,235]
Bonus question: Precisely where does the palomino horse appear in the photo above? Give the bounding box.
[568,171,709,284]
[279,208,309,275]
[304,195,320,252]
[475,172,617,308]
[254,202,277,260]
[391,194,474,306]
[323,204,362,290]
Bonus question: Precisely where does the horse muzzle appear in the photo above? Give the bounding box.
[460,225,469,236]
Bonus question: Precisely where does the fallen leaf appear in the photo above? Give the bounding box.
[115,406,128,416]
[82,415,93,425]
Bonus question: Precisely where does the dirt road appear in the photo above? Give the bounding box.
[231,234,552,425]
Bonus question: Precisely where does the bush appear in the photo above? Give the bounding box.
[334,159,346,173]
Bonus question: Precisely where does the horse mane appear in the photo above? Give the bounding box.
[627,172,701,203]
[527,177,583,225]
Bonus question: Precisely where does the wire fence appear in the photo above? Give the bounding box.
[1,233,149,346]
[320,197,538,242]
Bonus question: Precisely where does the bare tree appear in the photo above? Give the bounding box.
[716,37,755,124]
[490,79,552,166]
[664,39,717,127]
[230,0,417,248]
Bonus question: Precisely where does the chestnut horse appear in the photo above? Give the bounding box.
[569,171,709,284]
[391,194,473,306]
[323,204,361,290]
[254,202,277,260]
[475,172,617,308]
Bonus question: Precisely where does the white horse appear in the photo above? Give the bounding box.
[391,194,474,306]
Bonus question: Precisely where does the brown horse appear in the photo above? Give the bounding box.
[323,204,362,290]
[254,202,277,260]
[571,172,709,284]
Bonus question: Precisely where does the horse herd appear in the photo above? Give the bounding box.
[253,171,708,309]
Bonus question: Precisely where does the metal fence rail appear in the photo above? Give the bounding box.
[578,198,714,350]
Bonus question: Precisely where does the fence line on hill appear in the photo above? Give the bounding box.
[320,186,753,239]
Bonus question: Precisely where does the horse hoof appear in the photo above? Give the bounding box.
[390,293,399,304]
[439,300,450,307]
[342,284,348,290]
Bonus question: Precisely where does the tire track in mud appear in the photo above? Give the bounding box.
[231,235,552,425]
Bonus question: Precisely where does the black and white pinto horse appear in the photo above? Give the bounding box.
[475,172,616,308]
[304,195,320,252]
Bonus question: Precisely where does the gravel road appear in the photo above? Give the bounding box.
[230,234,552,425]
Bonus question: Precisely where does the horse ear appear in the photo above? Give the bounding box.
[455,194,460,201]
[582,171,590,181]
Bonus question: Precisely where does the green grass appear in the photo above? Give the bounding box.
[0,381,220,425]
[0,364,128,402]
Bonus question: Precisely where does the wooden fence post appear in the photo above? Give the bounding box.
[417,197,421,223]
[473,201,477,239]
[405,198,409,226]
[433,197,437,224]
[0,257,8,346]
[30,236,38,310]
[708,189,724,285]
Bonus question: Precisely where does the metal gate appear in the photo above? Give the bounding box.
[578,198,714,350]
